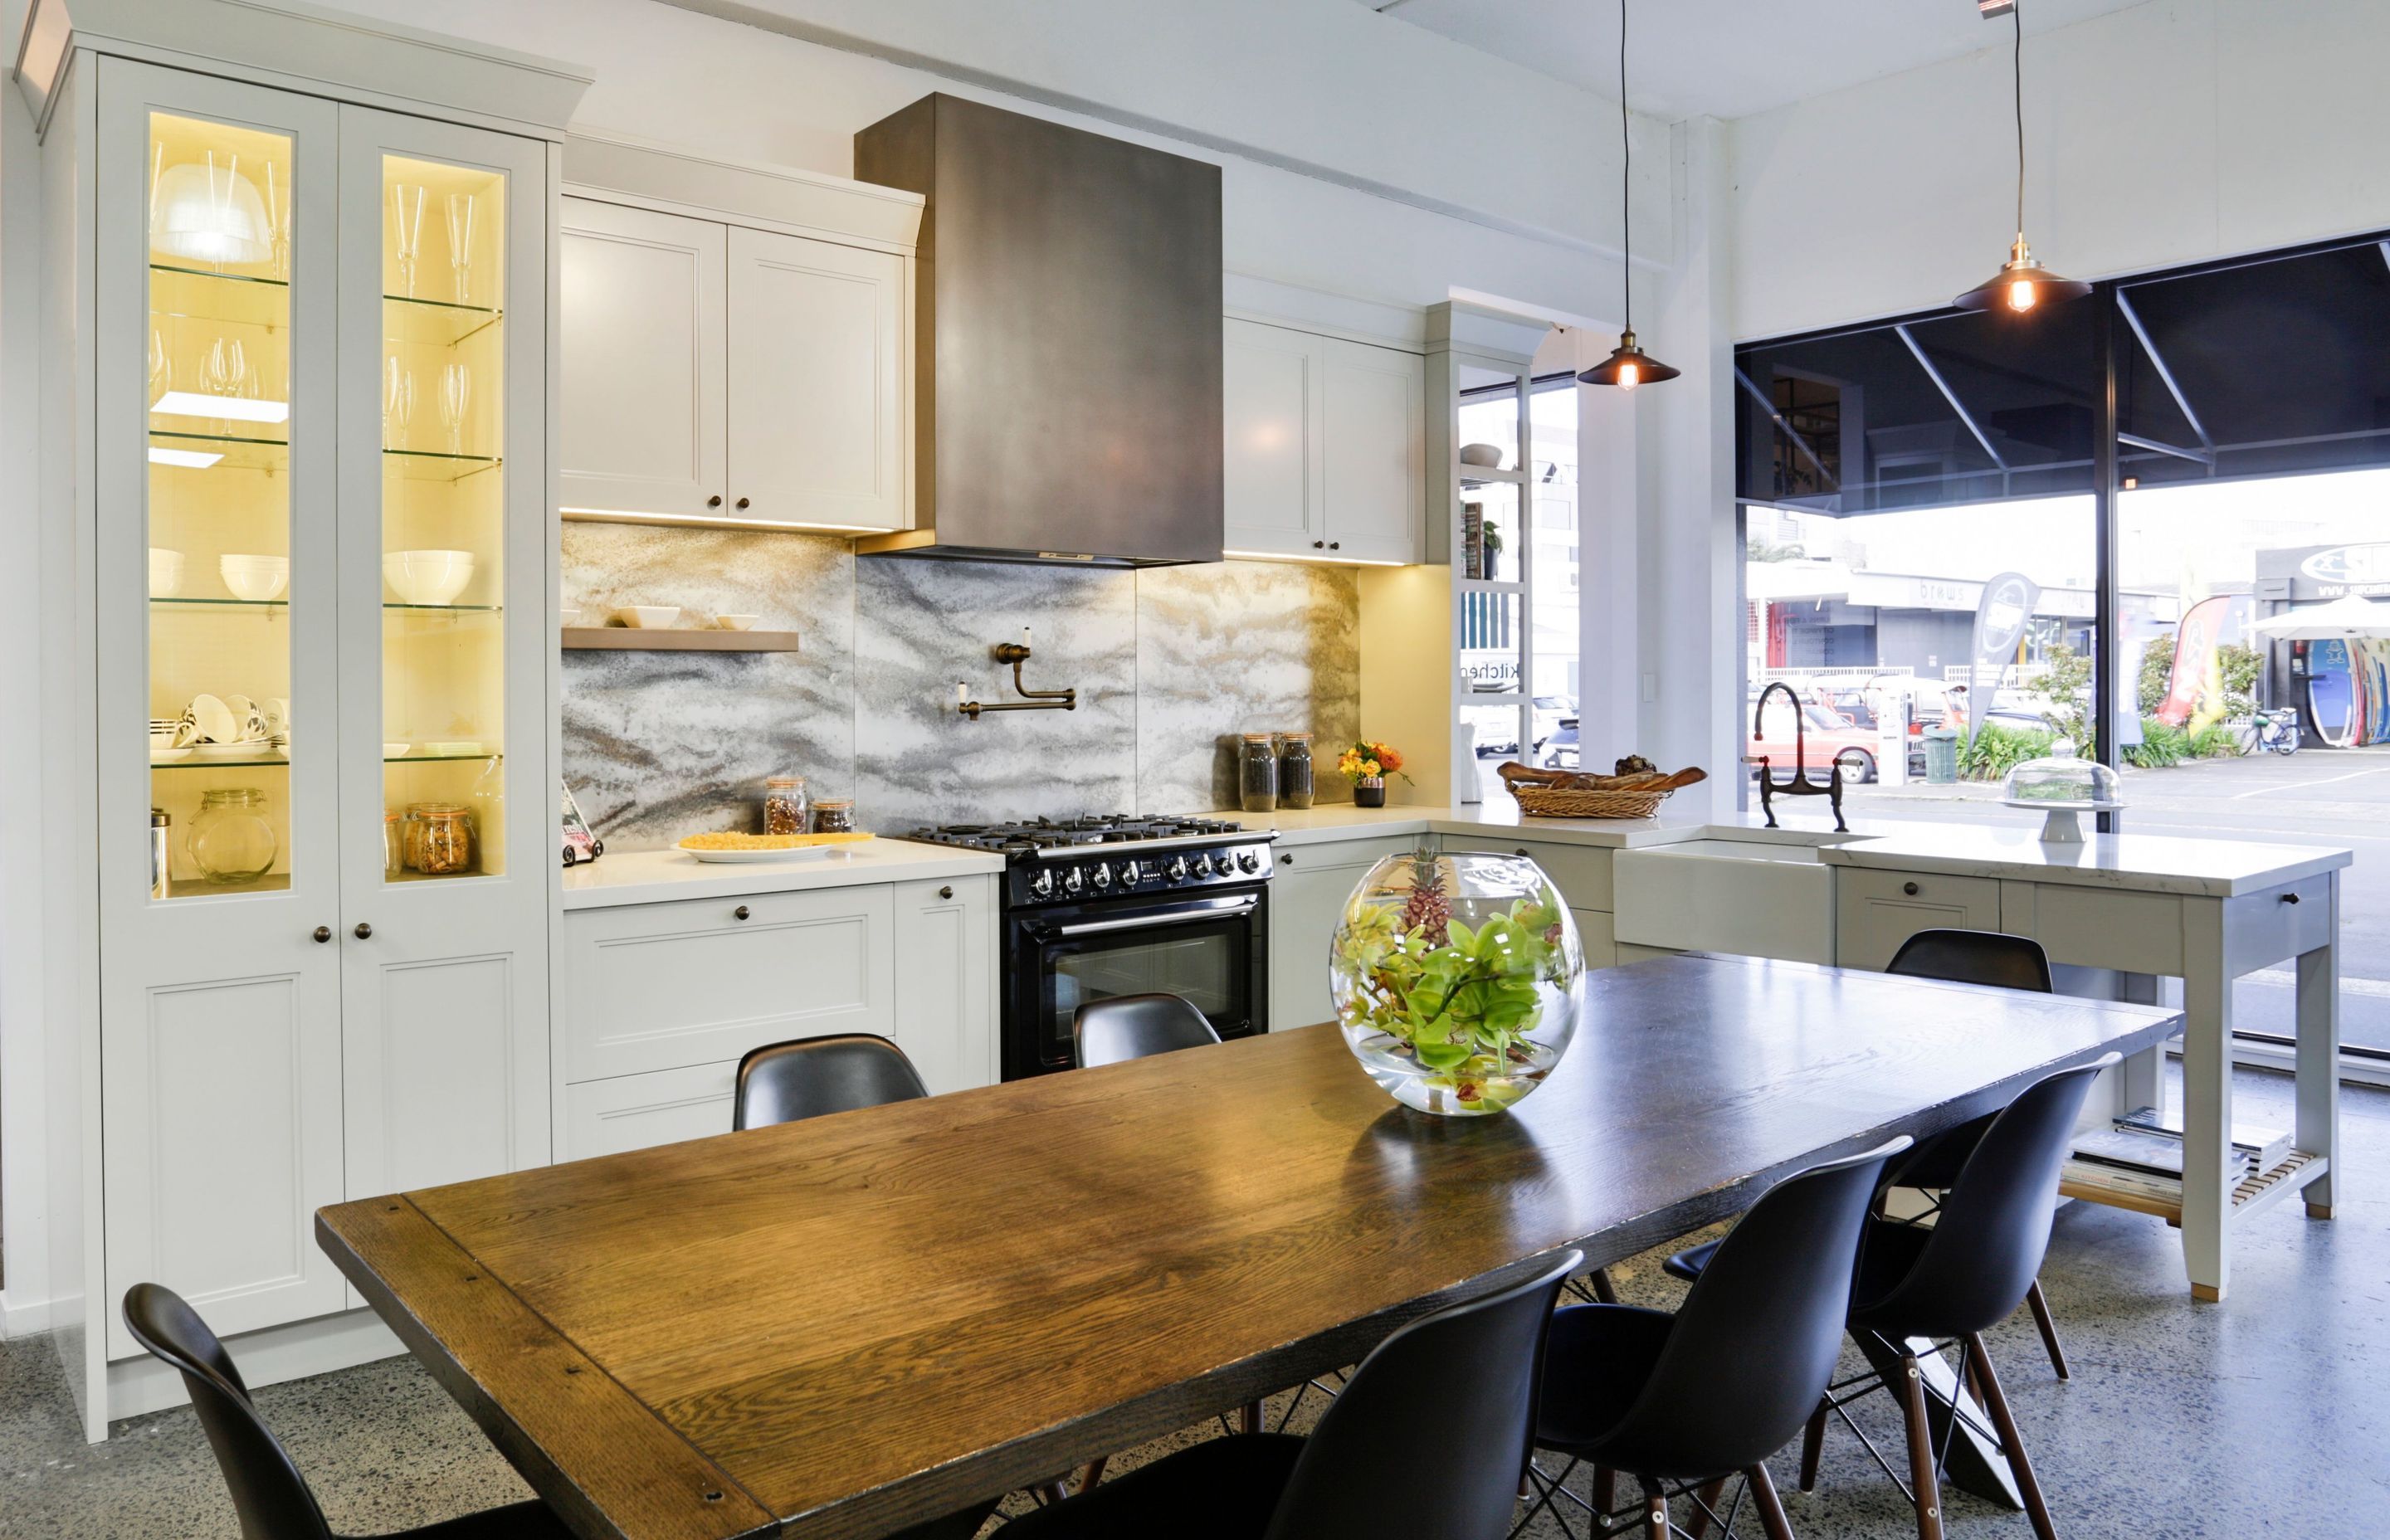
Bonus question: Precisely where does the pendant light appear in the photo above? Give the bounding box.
[1954,2,2089,314]
[1578,0,1676,389]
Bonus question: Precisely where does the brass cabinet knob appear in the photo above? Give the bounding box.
[312,925,332,943]
[1279,852,1293,865]
[354,922,373,939]
[939,885,954,899]
[707,495,723,508]
[1329,541,1340,550]
[733,904,751,920]
[1902,882,1919,897]
[1312,540,1324,548]
[735,496,751,510]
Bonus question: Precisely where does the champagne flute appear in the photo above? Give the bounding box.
[264,159,290,282]
[383,355,417,449]
[390,183,426,299]
[149,329,173,409]
[438,362,470,456]
[444,192,476,306]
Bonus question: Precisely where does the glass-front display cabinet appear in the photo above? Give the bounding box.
[90,57,555,1364]
[1452,359,1536,802]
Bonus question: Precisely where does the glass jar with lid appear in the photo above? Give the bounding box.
[400,800,471,871]
[1239,733,1279,813]
[1276,733,1315,810]
[764,776,809,835]
[188,787,277,885]
[811,797,856,835]
[412,806,476,875]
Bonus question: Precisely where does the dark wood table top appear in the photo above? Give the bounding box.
[318,954,2178,1540]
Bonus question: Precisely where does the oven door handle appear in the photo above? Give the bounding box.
[1031,894,1259,938]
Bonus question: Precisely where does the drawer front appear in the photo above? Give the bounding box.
[2009,883,2186,977]
[1271,836,1414,875]
[2223,871,2334,977]
[1836,868,2003,971]
[562,1061,737,1161]
[1496,840,1613,913]
[562,886,895,1081]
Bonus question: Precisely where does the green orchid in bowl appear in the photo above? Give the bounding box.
[1330,843,1585,1115]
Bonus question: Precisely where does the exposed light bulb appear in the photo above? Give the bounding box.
[2007,278,2038,313]
[1617,361,1641,390]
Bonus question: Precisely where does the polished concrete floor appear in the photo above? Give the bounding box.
[3,1066,2382,1538]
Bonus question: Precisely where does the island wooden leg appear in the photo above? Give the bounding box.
[2295,875,2340,1221]
[2180,900,2233,1303]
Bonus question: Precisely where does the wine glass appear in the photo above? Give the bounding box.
[263,158,290,281]
[201,338,247,431]
[383,356,416,448]
[390,183,426,298]
[148,329,173,408]
[437,362,470,456]
[444,192,476,306]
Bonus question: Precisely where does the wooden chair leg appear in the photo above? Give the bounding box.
[1076,1455,1107,1495]
[1686,1477,1728,1538]
[1894,1353,1946,1540]
[1594,1465,1617,1518]
[2024,1277,2070,1380]
[1964,1333,2060,1540]
[1643,1486,1670,1540]
[1032,1480,1070,1507]
[1240,1399,1261,1434]
[1745,1464,1797,1540]
[1798,1401,1829,1491]
[1589,1267,1619,1304]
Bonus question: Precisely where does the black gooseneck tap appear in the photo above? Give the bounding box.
[1750,680,1847,833]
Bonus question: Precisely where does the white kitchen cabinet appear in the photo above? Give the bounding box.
[891,875,1000,1094]
[1835,868,2005,971]
[558,199,727,519]
[1267,837,1414,1031]
[561,1061,740,1161]
[555,144,918,536]
[1222,318,1424,563]
[1572,908,1619,971]
[87,60,556,1363]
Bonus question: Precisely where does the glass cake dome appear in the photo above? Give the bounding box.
[2001,743,2122,842]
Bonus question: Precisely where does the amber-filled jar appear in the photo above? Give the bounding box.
[764,776,809,835]
[413,806,476,875]
[811,797,856,834]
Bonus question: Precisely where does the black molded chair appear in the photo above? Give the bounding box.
[1524,1137,1912,1540]
[1003,1249,1583,1540]
[1817,1054,2114,1540]
[1072,992,1221,1069]
[733,1032,929,1129]
[122,1282,575,1540]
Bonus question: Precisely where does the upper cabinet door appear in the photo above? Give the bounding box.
[1321,338,1426,565]
[1222,317,1324,556]
[334,105,552,1201]
[724,226,906,531]
[95,60,349,1356]
[557,198,727,519]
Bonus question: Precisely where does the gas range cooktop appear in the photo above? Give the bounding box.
[904,814,1248,856]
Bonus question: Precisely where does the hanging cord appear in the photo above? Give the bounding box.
[1618,0,1632,329]
[2012,2,2025,240]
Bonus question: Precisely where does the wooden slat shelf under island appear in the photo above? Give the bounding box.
[561,627,801,652]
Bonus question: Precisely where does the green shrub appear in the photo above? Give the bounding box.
[2188,720,2244,758]
[1958,723,2056,782]
[2125,719,2191,768]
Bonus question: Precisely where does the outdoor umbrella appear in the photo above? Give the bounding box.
[2251,592,2390,640]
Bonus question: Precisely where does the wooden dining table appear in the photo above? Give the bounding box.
[317,953,2180,1540]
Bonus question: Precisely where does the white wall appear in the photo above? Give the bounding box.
[1729,0,2390,341]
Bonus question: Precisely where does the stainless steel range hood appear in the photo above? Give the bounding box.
[854,95,1222,567]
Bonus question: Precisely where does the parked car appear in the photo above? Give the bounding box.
[1542,717,1580,769]
[1531,695,1574,750]
[1749,694,1894,783]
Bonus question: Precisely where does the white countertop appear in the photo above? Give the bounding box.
[1817,825,2351,898]
[559,841,1007,910]
[1239,802,1877,850]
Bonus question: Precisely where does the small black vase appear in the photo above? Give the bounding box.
[1353,779,1387,808]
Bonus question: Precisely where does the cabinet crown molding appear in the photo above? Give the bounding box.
[16,0,593,140]
[563,130,923,253]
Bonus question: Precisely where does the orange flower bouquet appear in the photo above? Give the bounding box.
[1336,738,1412,807]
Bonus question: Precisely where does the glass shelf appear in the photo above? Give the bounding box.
[149,429,288,472]
[383,602,502,614]
[149,597,504,613]
[151,262,288,290]
[152,755,289,769]
[159,873,293,898]
[385,752,503,763]
[385,292,503,348]
[382,446,501,482]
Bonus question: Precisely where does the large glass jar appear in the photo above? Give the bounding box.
[187,787,278,885]
[1277,733,1315,810]
[1331,844,1584,1116]
[764,776,808,835]
[811,797,856,834]
[1239,733,1278,813]
[413,806,476,875]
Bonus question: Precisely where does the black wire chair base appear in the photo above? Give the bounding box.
[1511,1459,1760,1540]
[1814,1338,2004,1504]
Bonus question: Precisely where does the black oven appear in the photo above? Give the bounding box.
[1002,882,1269,1080]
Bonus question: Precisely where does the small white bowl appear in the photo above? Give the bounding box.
[614,605,680,630]
[149,548,185,598]
[220,553,289,602]
[715,613,758,631]
[383,742,411,758]
[383,549,476,607]
[1459,442,1505,468]
[425,740,485,757]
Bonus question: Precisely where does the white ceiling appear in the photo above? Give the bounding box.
[1358,0,2161,121]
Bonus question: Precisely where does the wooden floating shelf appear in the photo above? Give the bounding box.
[2060,1148,2326,1226]
[561,627,801,653]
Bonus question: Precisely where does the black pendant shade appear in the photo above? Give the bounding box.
[1954,235,2093,314]
[1577,329,1680,389]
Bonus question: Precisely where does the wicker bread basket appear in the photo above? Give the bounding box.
[1498,761,1706,819]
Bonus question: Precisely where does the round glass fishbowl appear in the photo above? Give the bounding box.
[2001,744,2124,843]
[1330,844,1585,1116]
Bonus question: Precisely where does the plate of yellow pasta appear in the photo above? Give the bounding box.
[675,831,876,863]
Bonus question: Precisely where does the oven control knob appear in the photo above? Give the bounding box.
[1028,869,1056,900]
[1191,852,1213,878]
[1119,860,1143,887]
[1237,850,1261,874]
[1166,854,1191,882]
[1091,862,1113,890]
[1061,866,1086,897]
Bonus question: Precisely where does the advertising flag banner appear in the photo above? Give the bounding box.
[1968,572,2041,740]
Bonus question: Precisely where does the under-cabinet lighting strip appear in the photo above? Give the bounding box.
[149,446,224,468]
[152,391,290,424]
[1222,548,1408,567]
[558,507,888,534]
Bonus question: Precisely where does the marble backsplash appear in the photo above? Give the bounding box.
[561,525,1360,847]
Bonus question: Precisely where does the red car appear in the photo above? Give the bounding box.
[1749,695,1894,783]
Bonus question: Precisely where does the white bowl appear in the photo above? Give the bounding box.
[1459,442,1505,468]
[383,742,411,758]
[383,549,476,607]
[219,553,289,602]
[614,605,680,630]
[425,740,485,757]
[149,728,178,752]
[715,613,758,631]
[149,548,185,598]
